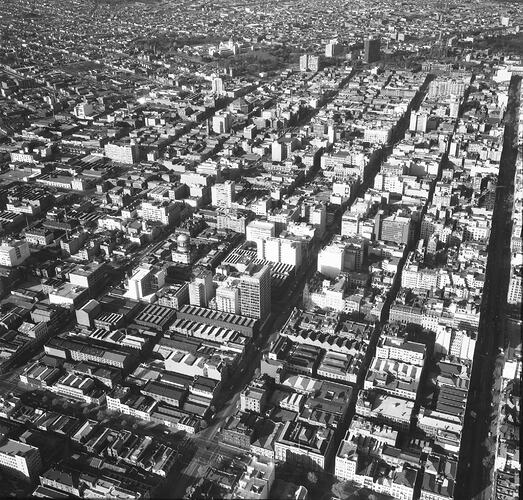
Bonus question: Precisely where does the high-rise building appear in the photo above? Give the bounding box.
[364,37,380,64]
[341,211,361,237]
[409,111,428,133]
[211,180,235,208]
[126,265,165,301]
[0,437,42,480]
[104,142,138,164]
[272,137,299,162]
[507,271,522,306]
[378,214,414,245]
[212,111,232,134]
[256,236,305,268]
[211,77,225,96]
[308,55,320,72]
[300,54,322,72]
[325,40,342,58]
[305,202,327,237]
[215,281,241,314]
[299,54,309,72]
[239,263,271,319]
[189,269,214,307]
[140,200,179,225]
[317,236,367,279]
[271,141,286,162]
[246,220,276,242]
[0,239,30,267]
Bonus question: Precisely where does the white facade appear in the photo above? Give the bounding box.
[0,438,42,479]
[0,240,30,267]
[246,220,276,242]
[211,181,235,208]
[257,236,303,268]
[189,270,214,307]
[215,283,240,314]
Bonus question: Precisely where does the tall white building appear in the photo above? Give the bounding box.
[212,111,231,134]
[240,263,271,319]
[256,236,304,268]
[139,200,178,225]
[304,203,327,237]
[126,265,165,301]
[341,211,360,237]
[215,281,241,314]
[211,180,235,208]
[0,240,30,267]
[271,141,285,162]
[317,236,366,279]
[189,270,214,307]
[246,220,276,242]
[299,54,309,72]
[325,40,342,58]
[104,142,137,164]
[211,77,225,96]
[0,437,42,480]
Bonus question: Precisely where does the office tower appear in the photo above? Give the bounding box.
[308,55,320,72]
[189,269,214,307]
[317,236,367,279]
[215,282,241,314]
[364,36,380,63]
[507,271,522,306]
[0,239,30,267]
[272,141,286,162]
[140,200,179,225]
[127,265,165,301]
[317,243,344,279]
[243,124,257,140]
[343,238,366,272]
[211,76,225,96]
[305,202,327,237]
[212,111,231,134]
[300,54,309,72]
[380,214,414,245]
[211,180,235,208]
[409,111,428,133]
[246,220,276,242]
[104,142,138,164]
[239,263,271,319]
[0,437,42,480]
[325,41,342,58]
[341,211,360,237]
[272,137,298,162]
[449,97,460,119]
[257,236,304,268]
[328,125,336,144]
[409,112,418,132]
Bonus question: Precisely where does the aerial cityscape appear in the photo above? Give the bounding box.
[0,0,521,499]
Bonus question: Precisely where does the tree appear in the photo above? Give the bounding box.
[307,471,318,485]
[331,481,353,500]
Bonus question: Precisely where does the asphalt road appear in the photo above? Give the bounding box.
[455,75,521,500]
